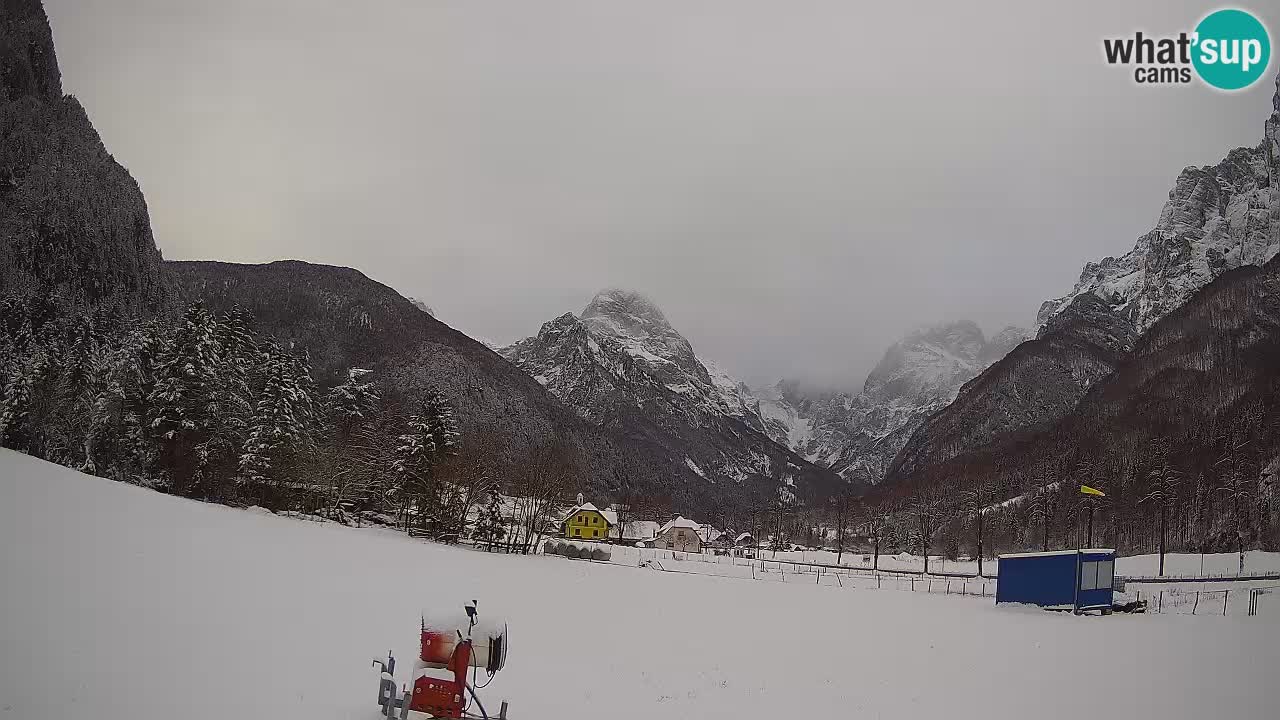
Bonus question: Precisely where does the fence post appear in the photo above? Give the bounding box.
[1223,590,1229,616]
[1158,591,1163,614]
[1192,592,1199,615]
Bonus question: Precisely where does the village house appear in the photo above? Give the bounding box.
[560,502,615,541]
[653,516,702,552]
[697,525,724,545]
[611,519,661,545]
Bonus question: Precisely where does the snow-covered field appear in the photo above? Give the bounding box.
[2,449,1277,720]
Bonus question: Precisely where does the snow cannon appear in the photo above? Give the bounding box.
[373,602,510,719]
[420,610,509,674]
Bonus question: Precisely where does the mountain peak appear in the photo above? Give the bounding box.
[908,319,985,347]
[864,320,987,402]
[582,288,671,330]
[1273,68,1279,114]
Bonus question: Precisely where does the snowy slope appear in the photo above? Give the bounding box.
[2,451,1276,720]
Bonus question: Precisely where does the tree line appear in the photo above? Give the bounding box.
[0,293,584,548]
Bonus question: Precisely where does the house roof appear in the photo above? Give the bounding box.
[735,532,755,542]
[612,520,660,540]
[658,516,701,535]
[561,503,615,526]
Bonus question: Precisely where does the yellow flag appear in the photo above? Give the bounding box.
[1080,485,1106,497]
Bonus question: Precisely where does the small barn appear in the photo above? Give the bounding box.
[654,516,702,552]
[996,549,1116,613]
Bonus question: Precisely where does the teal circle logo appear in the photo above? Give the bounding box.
[1192,9,1271,90]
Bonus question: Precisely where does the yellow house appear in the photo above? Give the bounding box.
[562,502,614,540]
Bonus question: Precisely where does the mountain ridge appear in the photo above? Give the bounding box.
[886,69,1280,487]
[501,289,851,502]
[755,320,1030,483]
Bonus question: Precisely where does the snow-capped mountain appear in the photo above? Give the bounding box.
[1038,73,1280,335]
[501,290,845,499]
[755,321,1029,483]
[887,70,1280,486]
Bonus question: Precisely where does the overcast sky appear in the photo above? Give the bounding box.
[46,0,1278,387]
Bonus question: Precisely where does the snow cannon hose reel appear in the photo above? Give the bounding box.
[373,601,509,719]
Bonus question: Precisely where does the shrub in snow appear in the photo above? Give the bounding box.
[544,541,562,555]
[591,548,608,561]
[562,544,580,559]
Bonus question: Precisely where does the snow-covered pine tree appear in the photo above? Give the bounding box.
[0,309,51,453]
[422,391,461,459]
[325,368,379,442]
[0,351,43,450]
[146,302,222,495]
[390,391,461,532]
[391,411,436,527]
[238,342,317,507]
[108,322,168,482]
[41,312,110,469]
[473,493,508,551]
[190,307,259,487]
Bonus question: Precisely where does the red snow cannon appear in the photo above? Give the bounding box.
[373,602,509,719]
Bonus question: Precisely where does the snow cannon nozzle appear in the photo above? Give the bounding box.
[465,601,478,635]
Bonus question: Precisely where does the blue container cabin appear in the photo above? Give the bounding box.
[995,549,1116,613]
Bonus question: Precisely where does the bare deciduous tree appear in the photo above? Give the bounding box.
[828,490,857,565]
[508,436,580,554]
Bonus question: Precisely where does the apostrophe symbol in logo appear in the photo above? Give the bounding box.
[1191,9,1271,91]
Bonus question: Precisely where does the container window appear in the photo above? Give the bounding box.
[1080,561,1099,591]
[1097,559,1113,590]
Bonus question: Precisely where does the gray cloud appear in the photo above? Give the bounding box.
[46,0,1278,386]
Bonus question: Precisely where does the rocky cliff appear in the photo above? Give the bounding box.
[1038,74,1280,335]
[0,0,165,308]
